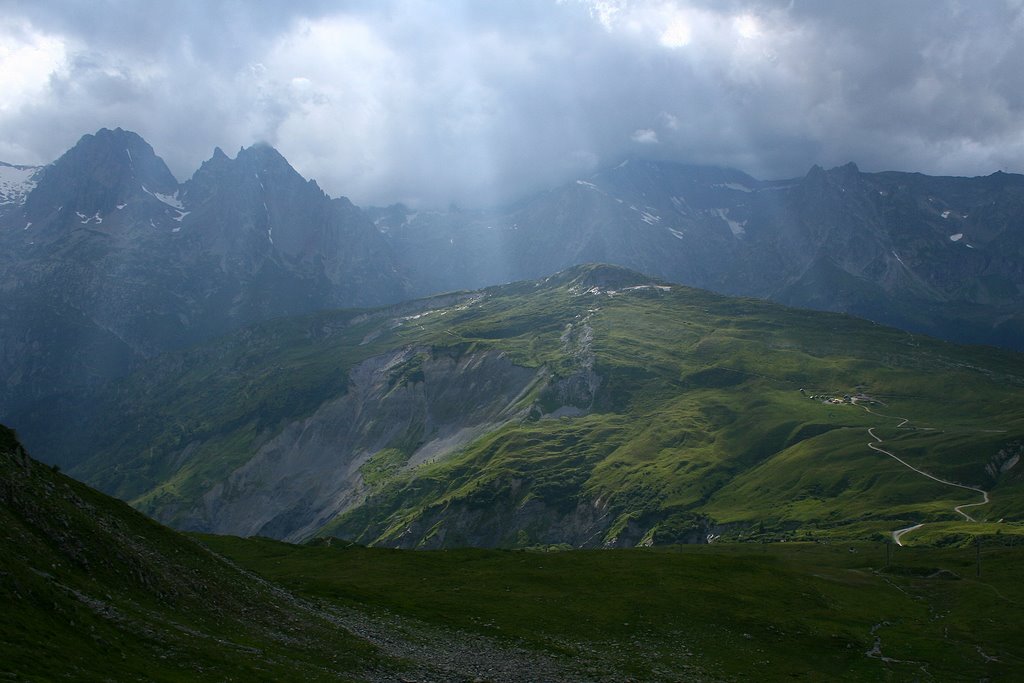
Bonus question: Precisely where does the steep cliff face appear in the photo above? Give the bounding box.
[163,346,541,541]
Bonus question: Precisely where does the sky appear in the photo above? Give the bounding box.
[2,0,1024,208]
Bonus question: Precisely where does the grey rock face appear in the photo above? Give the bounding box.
[171,346,540,541]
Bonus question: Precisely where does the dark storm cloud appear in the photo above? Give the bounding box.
[1,0,1023,207]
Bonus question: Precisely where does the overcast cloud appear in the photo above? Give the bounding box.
[2,0,1024,207]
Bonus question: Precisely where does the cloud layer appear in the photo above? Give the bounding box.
[2,0,1024,207]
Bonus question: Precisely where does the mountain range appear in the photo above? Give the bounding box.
[3,128,1024,433]
[376,159,1024,350]
[0,128,403,426]
[4,129,1024,679]
[2,128,1024,548]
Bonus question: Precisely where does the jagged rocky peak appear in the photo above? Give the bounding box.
[231,142,291,180]
[236,141,287,166]
[243,142,327,196]
[184,140,324,205]
[199,145,231,173]
[24,127,179,220]
[804,161,861,185]
[829,161,862,183]
[805,163,826,178]
[981,168,1024,190]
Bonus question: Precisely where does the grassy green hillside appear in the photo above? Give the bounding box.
[204,534,1024,682]
[320,266,1024,546]
[29,264,1024,547]
[8,420,1023,681]
[0,425,383,681]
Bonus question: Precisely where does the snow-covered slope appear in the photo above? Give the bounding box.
[0,162,42,207]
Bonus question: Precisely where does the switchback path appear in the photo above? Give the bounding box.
[857,405,990,545]
[891,523,924,546]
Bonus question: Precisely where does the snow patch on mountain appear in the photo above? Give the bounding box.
[142,185,185,210]
[639,210,661,225]
[669,195,694,214]
[76,211,103,225]
[949,233,963,242]
[627,203,663,225]
[713,208,746,236]
[623,284,672,293]
[578,283,672,298]
[714,182,753,193]
[401,308,447,323]
[0,163,41,206]
[941,210,951,219]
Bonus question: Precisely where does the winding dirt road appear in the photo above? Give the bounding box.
[891,523,923,546]
[860,409,990,545]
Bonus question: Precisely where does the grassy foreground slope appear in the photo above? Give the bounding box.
[8,421,1023,681]
[205,534,1024,682]
[0,424,384,681]
[36,264,1024,546]
[4,425,646,682]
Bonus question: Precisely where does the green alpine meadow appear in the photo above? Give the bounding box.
[25,264,1024,552]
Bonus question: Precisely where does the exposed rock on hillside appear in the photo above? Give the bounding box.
[181,346,541,541]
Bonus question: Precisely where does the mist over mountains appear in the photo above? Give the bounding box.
[2,127,1023,427]
[2,127,1024,547]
